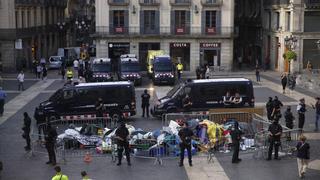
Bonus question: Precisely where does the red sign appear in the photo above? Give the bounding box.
[200,43,221,48]
[176,27,185,34]
[171,43,190,48]
[115,27,124,33]
[206,27,216,34]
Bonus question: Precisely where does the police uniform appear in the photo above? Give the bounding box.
[115,123,131,166]
[45,125,57,165]
[230,123,243,163]
[178,126,194,166]
[267,121,282,160]
[52,172,69,180]
[297,101,306,129]
[66,70,73,80]
[177,63,183,80]
[141,90,150,117]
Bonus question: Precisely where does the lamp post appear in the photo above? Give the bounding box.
[57,21,67,47]
[284,35,298,74]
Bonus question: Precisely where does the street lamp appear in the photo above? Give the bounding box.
[57,21,67,47]
[284,35,298,74]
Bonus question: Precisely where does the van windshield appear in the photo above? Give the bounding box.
[49,89,63,102]
[154,63,173,72]
[92,64,111,72]
[166,84,182,97]
[121,63,140,72]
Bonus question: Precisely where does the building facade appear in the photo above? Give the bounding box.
[0,0,67,72]
[94,0,234,72]
[263,0,320,73]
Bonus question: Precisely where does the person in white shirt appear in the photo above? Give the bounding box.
[17,71,25,91]
[73,59,79,71]
[40,57,46,66]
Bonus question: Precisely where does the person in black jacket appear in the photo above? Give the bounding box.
[178,122,194,167]
[231,122,243,163]
[296,135,310,178]
[141,89,150,118]
[297,98,307,131]
[284,106,295,141]
[266,97,274,121]
[267,118,282,160]
[22,112,31,151]
[281,72,288,94]
[272,96,283,120]
[45,123,57,165]
[115,122,131,166]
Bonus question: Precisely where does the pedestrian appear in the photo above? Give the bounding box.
[36,64,42,79]
[81,171,91,180]
[296,135,310,179]
[231,121,243,163]
[32,59,38,75]
[288,74,296,90]
[52,166,69,180]
[182,94,192,112]
[196,66,201,79]
[17,70,25,91]
[178,122,194,167]
[271,96,283,120]
[311,97,320,131]
[297,98,307,131]
[66,68,73,80]
[238,56,242,70]
[40,57,46,67]
[0,87,7,116]
[284,106,295,140]
[60,66,66,80]
[281,72,288,94]
[266,97,274,121]
[95,97,105,120]
[267,118,282,160]
[73,59,79,72]
[255,65,260,82]
[22,112,31,151]
[42,65,47,80]
[177,61,183,80]
[141,89,150,118]
[45,123,57,165]
[34,107,46,141]
[205,65,210,79]
[114,121,131,166]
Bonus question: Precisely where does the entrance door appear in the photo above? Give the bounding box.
[139,43,160,70]
[108,43,130,72]
[170,43,190,70]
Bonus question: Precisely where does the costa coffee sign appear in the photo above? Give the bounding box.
[200,43,221,48]
[170,43,190,48]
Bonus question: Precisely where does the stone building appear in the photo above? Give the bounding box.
[0,0,67,72]
[94,0,235,72]
[263,0,320,73]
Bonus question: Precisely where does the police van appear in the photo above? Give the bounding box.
[151,78,254,116]
[34,82,136,121]
[118,54,142,85]
[88,58,113,82]
[152,55,175,85]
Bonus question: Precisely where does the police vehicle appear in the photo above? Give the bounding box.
[152,55,175,85]
[34,81,136,121]
[151,78,255,117]
[88,58,113,82]
[118,54,142,85]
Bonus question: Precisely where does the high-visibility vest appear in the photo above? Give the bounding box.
[177,63,183,71]
[66,70,73,78]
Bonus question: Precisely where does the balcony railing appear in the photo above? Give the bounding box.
[139,0,160,6]
[95,26,233,38]
[108,0,129,6]
[0,25,58,40]
[170,0,191,6]
[305,0,320,8]
[15,0,67,7]
[201,0,223,6]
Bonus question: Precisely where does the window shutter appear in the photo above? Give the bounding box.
[140,10,144,34]
[109,11,114,34]
[216,11,221,34]
[186,11,190,34]
[201,10,205,34]
[171,10,175,34]
[155,10,160,34]
[124,10,129,33]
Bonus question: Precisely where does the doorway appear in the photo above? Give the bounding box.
[139,43,160,70]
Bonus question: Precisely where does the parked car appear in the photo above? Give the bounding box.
[48,56,65,69]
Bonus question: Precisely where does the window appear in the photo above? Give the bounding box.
[286,12,291,31]
[275,12,280,30]
[21,11,25,28]
[175,11,186,27]
[113,10,125,27]
[63,90,74,100]
[34,9,37,26]
[144,10,156,31]
[205,11,216,28]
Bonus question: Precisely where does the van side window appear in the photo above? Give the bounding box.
[185,87,191,95]
[63,90,74,100]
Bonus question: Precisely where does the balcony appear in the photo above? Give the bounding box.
[108,0,129,6]
[170,0,191,6]
[139,0,160,6]
[15,0,67,7]
[305,0,320,9]
[94,26,233,38]
[201,0,223,6]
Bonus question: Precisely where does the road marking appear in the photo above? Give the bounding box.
[0,79,55,126]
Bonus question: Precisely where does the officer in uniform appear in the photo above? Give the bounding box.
[141,89,151,118]
[115,122,131,166]
[66,68,73,80]
[267,118,282,160]
[45,123,58,165]
[178,122,194,167]
[272,96,283,119]
[177,62,183,80]
[297,98,307,130]
[266,97,274,121]
[231,122,243,163]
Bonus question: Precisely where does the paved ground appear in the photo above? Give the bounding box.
[0,69,319,179]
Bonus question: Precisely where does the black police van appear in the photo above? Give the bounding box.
[88,58,113,82]
[118,54,142,85]
[151,78,254,117]
[152,55,175,85]
[34,82,136,120]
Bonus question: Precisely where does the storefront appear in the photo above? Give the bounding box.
[139,43,160,70]
[170,42,190,70]
[200,43,221,67]
[108,42,130,71]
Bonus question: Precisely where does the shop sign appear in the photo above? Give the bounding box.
[109,43,130,48]
[200,43,221,48]
[171,43,190,48]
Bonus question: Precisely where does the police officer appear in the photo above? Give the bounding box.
[231,122,243,163]
[45,123,57,165]
[141,89,151,118]
[66,68,73,80]
[266,97,273,121]
[297,98,307,131]
[52,166,69,180]
[267,118,282,160]
[182,94,192,112]
[22,112,31,151]
[272,96,283,119]
[178,122,194,167]
[284,106,295,141]
[115,121,131,166]
[177,62,183,80]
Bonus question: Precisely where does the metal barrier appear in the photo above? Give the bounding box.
[162,112,210,126]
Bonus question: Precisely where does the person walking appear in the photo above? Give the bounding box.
[52,166,69,180]
[255,65,261,82]
[311,97,320,131]
[73,59,79,72]
[42,65,47,81]
[45,123,57,165]
[66,68,73,80]
[296,135,310,179]
[36,64,42,79]
[22,112,31,151]
[231,122,243,163]
[17,71,25,91]
[40,57,46,67]
[0,87,7,116]
[177,61,183,80]
[266,97,274,121]
[178,122,194,167]
[281,72,288,94]
[60,66,66,80]
[114,122,131,166]
[267,118,282,160]
[297,98,307,131]
[141,89,150,118]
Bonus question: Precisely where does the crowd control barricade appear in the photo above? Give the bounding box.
[162,112,210,127]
